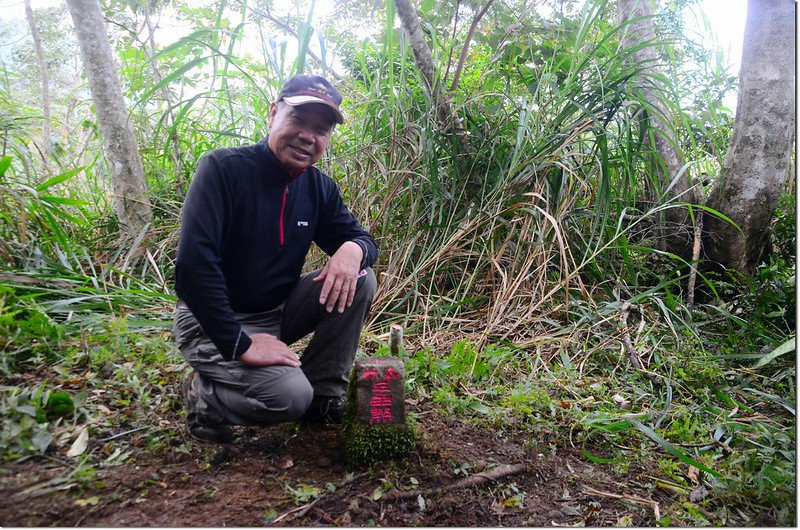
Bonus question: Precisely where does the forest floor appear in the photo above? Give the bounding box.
[0,396,765,528]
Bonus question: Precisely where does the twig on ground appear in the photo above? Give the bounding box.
[99,426,148,442]
[620,302,644,370]
[619,303,661,388]
[581,485,661,521]
[311,507,337,525]
[270,472,368,525]
[383,463,528,501]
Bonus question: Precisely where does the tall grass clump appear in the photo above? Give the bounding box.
[329,0,684,352]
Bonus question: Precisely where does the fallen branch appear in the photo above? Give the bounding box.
[619,302,644,370]
[383,463,527,501]
[582,485,661,521]
[619,303,661,388]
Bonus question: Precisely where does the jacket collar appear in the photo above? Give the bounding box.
[262,137,307,183]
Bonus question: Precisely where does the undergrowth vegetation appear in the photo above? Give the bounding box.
[0,0,795,525]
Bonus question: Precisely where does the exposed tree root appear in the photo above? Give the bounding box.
[383,463,528,501]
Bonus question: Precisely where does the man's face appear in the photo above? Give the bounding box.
[268,102,336,174]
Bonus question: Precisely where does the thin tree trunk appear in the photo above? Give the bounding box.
[24,0,51,170]
[142,5,184,195]
[618,0,697,256]
[702,0,795,274]
[65,0,152,234]
[393,0,466,143]
[449,0,494,93]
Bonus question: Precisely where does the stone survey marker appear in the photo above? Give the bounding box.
[354,357,405,425]
[342,355,416,465]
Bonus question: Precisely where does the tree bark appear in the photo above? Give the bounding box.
[702,0,795,275]
[65,0,152,234]
[393,0,466,143]
[618,0,697,256]
[24,0,51,168]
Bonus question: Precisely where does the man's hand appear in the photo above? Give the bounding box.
[313,241,363,313]
[239,333,301,367]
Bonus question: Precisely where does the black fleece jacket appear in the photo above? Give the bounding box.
[175,138,378,360]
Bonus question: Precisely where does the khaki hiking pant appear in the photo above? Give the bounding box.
[172,268,377,426]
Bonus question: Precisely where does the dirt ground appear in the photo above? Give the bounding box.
[0,400,688,528]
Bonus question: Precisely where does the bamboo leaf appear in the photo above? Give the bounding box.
[741,388,796,416]
[137,56,209,106]
[39,196,88,207]
[152,28,216,59]
[35,167,84,191]
[629,420,721,477]
[0,155,14,176]
[753,337,796,368]
[67,427,89,457]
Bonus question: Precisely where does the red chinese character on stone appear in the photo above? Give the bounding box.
[372,381,391,394]
[370,394,393,408]
[369,382,394,423]
[362,367,379,381]
[370,406,393,424]
[384,367,400,380]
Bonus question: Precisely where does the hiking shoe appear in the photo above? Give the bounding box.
[300,395,347,424]
[181,371,233,444]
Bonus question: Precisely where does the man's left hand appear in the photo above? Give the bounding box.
[313,241,363,313]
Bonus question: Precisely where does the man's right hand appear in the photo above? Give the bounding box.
[238,333,301,367]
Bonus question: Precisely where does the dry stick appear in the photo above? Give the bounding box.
[620,302,644,370]
[389,324,404,355]
[99,426,148,442]
[383,463,528,501]
[686,210,704,312]
[582,485,661,521]
[619,303,661,387]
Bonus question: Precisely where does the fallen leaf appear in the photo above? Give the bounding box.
[277,456,294,469]
[612,393,631,409]
[689,485,709,503]
[686,465,700,485]
[616,514,634,527]
[67,427,89,457]
[75,496,99,507]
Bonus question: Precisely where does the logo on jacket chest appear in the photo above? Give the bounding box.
[297,221,309,227]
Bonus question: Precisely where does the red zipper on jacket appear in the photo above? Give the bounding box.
[279,184,288,247]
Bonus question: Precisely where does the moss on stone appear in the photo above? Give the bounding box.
[340,361,417,466]
[341,416,417,466]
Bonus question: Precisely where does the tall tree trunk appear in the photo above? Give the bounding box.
[24,0,51,170]
[618,0,697,256]
[65,0,152,234]
[702,0,795,275]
